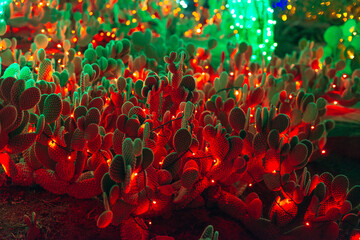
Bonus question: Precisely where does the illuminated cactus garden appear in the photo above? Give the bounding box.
[0,0,359,239]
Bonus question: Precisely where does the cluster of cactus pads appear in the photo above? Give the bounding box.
[0,18,360,239]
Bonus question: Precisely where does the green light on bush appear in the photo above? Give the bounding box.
[227,0,276,61]
[0,0,8,35]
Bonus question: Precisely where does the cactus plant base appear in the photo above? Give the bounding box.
[1,133,359,239]
[0,185,255,240]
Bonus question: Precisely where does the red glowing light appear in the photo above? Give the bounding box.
[332,84,336,88]
[152,201,157,204]
[321,150,326,154]
[334,101,338,105]
[249,183,252,187]
[0,153,10,176]
[211,180,215,183]
[131,173,138,181]
[350,233,360,240]
[49,140,56,148]
[289,94,293,99]
[305,222,310,226]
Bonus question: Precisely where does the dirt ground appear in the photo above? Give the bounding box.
[0,185,120,240]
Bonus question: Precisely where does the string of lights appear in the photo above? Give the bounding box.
[226,0,277,62]
[279,0,360,22]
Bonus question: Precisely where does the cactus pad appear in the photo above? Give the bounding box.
[43,93,62,123]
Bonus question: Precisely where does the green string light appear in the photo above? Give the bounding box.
[227,0,277,62]
[0,0,8,36]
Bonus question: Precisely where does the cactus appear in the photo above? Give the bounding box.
[0,6,359,239]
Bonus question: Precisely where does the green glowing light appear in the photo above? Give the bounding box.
[0,0,9,35]
[227,0,276,61]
